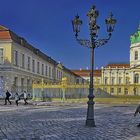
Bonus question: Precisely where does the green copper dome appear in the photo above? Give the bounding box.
[130,26,140,44]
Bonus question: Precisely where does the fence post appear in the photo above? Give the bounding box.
[62,88,66,102]
[41,78,44,101]
[61,77,68,102]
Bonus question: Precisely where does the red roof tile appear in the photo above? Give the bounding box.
[0,30,11,40]
[72,70,101,77]
[105,63,130,68]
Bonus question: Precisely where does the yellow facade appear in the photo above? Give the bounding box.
[0,26,84,97]
[0,42,12,64]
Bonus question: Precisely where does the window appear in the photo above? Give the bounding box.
[118,77,122,84]
[76,79,79,84]
[134,51,138,60]
[105,77,108,85]
[134,74,139,83]
[14,50,18,66]
[27,56,30,70]
[27,79,30,86]
[45,65,48,76]
[42,64,44,75]
[103,88,107,92]
[32,60,35,73]
[21,78,24,92]
[118,88,121,93]
[21,53,25,68]
[126,77,129,84]
[59,71,61,79]
[96,78,100,84]
[110,88,114,93]
[37,62,40,74]
[52,68,53,78]
[49,67,51,77]
[57,70,59,79]
[60,72,62,79]
[27,79,30,92]
[134,87,137,95]
[0,48,4,64]
[111,77,115,85]
[124,88,128,95]
[14,77,18,86]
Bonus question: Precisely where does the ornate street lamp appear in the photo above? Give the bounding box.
[72,5,116,127]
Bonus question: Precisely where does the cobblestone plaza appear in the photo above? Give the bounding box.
[0,102,139,140]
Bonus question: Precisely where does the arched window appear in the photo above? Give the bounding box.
[125,77,130,84]
[134,51,138,60]
[124,88,128,95]
[134,74,139,83]
[104,77,108,85]
[133,87,137,95]
[111,77,115,85]
[118,77,122,84]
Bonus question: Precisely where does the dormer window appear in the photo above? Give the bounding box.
[35,49,39,55]
[134,51,138,60]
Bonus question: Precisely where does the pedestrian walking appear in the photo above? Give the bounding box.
[15,92,20,106]
[23,91,28,105]
[4,90,12,105]
[134,104,140,127]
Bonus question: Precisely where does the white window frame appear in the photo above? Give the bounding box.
[14,50,18,66]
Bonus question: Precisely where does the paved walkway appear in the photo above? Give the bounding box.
[0,101,140,140]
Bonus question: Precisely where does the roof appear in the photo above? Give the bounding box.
[105,63,130,68]
[0,26,57,64]
[0,25,79,77]
[130,25,140,44]
[72,69,101,77]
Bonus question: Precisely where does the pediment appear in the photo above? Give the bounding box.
[57,63,63,69]
[131,64,140,70]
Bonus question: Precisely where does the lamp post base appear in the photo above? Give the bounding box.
[85,98,96,127]
[86,119,96,127]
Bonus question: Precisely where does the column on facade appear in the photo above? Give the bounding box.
[116,69,118,85]
[131,71,134,84]
[130,48,133,66]
[109,68,111,94]
[101,68,104,84]
[109,68,111,84]
[116,70,118,95]
[138,47,140,61]
[122,69,125,95]
[52,66,55,82]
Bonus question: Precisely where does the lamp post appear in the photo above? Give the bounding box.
[72,5,116,127]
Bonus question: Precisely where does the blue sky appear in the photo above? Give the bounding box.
[0,0,140,69]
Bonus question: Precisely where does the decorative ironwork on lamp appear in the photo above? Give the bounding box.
[71,5,117,127]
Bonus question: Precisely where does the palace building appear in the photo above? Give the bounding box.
[1,24,140,97]
[72,25,140,95]
[0,25,83,96]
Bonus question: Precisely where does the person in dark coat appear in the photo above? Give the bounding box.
[134,104,140,127]
[4,90,12,105]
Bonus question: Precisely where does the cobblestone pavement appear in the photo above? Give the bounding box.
[0,101,140,140]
